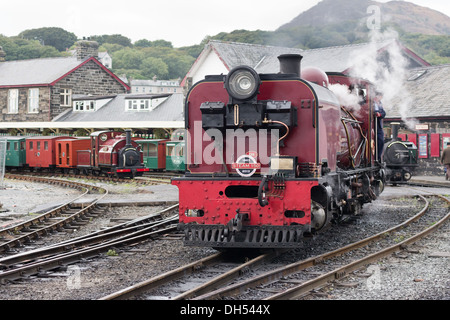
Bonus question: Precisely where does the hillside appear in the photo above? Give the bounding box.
[278,0,450,35]
[208,0,450,65]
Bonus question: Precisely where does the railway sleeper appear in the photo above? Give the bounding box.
[90,208,107,214]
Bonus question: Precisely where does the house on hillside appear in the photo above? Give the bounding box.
[181,39,430,92]
[98,51,112,69]
[130,78,182,94]
[0,40,129,126]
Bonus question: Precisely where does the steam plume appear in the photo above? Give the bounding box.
[348,29,418,130]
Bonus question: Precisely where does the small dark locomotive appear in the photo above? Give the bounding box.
[173,54,386,249]
[383,123,418,184]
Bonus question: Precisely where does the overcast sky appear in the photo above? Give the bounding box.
[1,0,449,47]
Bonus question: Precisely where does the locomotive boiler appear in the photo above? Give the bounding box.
[172,54,385,248]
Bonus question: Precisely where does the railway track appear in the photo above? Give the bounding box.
[196,194,449,300]
[99,192,448,301]
[5,171,173,185]
[100,249,281,300]
[0,204,179,284]
[0,174,109,255]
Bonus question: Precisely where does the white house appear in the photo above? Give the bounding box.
[98,51,112,69]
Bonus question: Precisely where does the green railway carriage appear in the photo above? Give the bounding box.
[165,140,185,172]
[136,139,168,170]
[3,137,26,168]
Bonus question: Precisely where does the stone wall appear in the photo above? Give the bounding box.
[50,59,127,118]
[0,87,50,122]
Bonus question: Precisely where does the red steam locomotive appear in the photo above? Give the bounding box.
[76,129,148,178]
[173,54,385,248]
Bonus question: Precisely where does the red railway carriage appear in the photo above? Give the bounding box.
[26,136,76,169]
[173,54,385,249]
[56,138,91,170]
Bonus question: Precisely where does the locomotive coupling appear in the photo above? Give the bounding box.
[226,209,249,233]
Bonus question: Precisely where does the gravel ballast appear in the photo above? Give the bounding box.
[0,178,448,300]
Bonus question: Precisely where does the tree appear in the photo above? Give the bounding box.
[134,39,153,48]
[19,27,77,51]
[113,47,145,69]
[141,57,169,79]
[0,35,61,60]
[90,34,132,47]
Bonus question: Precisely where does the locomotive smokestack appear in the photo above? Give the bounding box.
[278,54,303,77]
[391,122,400,141]
[125,129,132,146]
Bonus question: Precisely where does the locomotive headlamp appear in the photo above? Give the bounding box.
[225,66,260,101]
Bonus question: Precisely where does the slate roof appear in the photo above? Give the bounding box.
[0,56,129,90]
[0,56,82,87]
[206,40,304,73]
[185,39,430,83]
[386,64,450,119]
[54,93,184,123]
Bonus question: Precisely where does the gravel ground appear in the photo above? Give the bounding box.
[0,178,448,301]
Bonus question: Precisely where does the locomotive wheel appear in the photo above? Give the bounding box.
[311,200,327,232]
[403,170,412,181]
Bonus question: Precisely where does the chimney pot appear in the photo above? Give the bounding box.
[278,54,303,77]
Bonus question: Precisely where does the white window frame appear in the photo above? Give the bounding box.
[8,89,19,114]
[126,99,150,111]
[60,88,72,106]
[74,100,96,112]
[28,88,39,113]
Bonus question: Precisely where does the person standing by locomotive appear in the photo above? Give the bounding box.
[441,141,450,180]
[374,91,386,162]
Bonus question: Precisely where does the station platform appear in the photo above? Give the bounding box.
[410,175,450,188]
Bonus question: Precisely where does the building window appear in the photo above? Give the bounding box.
[126,99,150,111]
[8,89,19,114]
[28,88,39,113]
[74,100,95,112]
[125,97,168,112]
[60,88,72,106]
